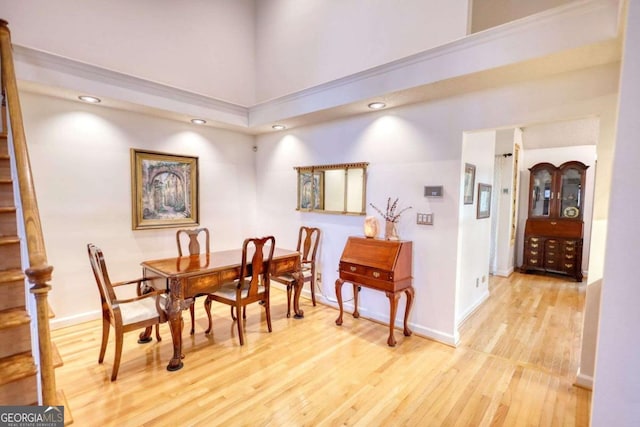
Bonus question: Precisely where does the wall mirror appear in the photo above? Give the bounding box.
[295,162,368,215]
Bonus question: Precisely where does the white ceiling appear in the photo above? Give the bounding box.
[7,0,624,139]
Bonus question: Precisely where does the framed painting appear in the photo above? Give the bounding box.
[298,171,324,210]
[477,183,492,219]
[463,163,476,205]
[131,149,199,230]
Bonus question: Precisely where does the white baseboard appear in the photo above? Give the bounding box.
[51,310,101,330]
[317,295,458,347]
[574,369,593,389]
[456,289,490,328]
[494,267,514,277]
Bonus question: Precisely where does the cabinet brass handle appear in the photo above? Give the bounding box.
[531,243,539,248]
[566,255,574,259]
[530,260,538,264]
[350,266,356,272]
[551,221,557,225]
[547,260,555,264]
[531,251,538,255]
[565,263,574,268]
[566,247,574,252]
[548,245,556,249]
[372,271,380,278]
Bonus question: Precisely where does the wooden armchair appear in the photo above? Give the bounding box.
[204,236,275,345]
[176,227,210,334]
[271,226,321,317]
[87,243,167,381]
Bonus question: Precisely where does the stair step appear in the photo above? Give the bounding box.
[0,236,20,245]
[0,352,37,386]
[0,207,18,238]
[0,352,38,406]
[0,308,32,359]
[52,342,63,369]
[0,236,21,270]
[0,268,23,284]
[0,179,14,208]
[0,269,25,311]
[0,307,30,329]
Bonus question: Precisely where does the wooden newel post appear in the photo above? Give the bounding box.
[26,265,56,405]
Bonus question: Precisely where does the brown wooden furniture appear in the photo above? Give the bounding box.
[522,161,588,281]
[271,226,320,318]
[335,236,414,346]
[176,227,210,334]
[141,246,302,371]
[203,236,275,345]
[87,244,167,381]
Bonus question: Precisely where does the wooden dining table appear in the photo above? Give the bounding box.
[140,247,303,371]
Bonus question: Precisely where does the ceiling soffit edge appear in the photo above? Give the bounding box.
[10,0,621,135]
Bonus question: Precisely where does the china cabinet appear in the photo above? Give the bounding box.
[521,161,588,281]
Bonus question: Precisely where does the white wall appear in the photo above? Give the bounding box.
[592,0,640,423]
[255,63,619,345]
[0,0,256,105]
[254,0,469,102]
[456,130,495,328]
[515,145,597,275]
[20,93,257,326]
[491,128,520,277]
[471,0,576,33]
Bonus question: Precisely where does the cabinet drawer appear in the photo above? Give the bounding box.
[340,262,393,281]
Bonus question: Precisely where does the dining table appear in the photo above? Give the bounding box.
[140,247,303,371]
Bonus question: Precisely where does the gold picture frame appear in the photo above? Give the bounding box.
[464,163,476,205]
[298,171,324,210]
[477,183,492,219]
[131,149,199,230]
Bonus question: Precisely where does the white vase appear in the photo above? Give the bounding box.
[384,220,399,240]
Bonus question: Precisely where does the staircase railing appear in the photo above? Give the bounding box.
[0,19,57,405]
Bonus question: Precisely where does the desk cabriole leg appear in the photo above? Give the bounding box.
[167,277,184,371]
[385,291,400,347]
[403,287,414,337]
[352,283,360,319]
[335,278,345,325]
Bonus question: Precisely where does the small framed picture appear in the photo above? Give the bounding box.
[463,163,476,205]
[477,183,492,219]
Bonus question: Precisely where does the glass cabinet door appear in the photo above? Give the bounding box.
[559,166,584,219]
[530,167,554,217]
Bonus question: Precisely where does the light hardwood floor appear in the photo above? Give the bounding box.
[51,272,590,426]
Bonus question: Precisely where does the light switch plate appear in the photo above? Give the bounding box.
[417,212,434,225]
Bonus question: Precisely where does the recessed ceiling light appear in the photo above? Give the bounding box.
[368,102,386,110]
[78,95,101,104]
[191,118,207,125]
[272,124,286,130]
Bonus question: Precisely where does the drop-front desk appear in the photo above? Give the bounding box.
[335,236,414,346]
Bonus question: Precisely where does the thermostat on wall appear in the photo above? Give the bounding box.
[424,186,443,197]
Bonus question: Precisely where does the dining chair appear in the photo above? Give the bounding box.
[271,226,321,317]
[87,243,167,381]
[176,227,210,334]
[203,236,275,345]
